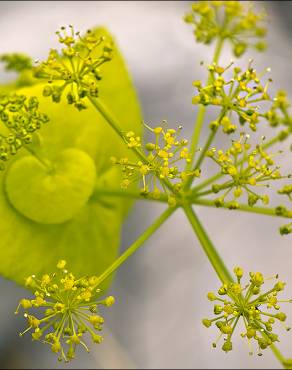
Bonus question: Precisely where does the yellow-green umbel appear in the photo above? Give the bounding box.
[278,185,292,201]
[205,133,290,209]
[15,260,115,362]
[202,267,292,356]
[280,223,292,236]
[111,122,201,205]
[0,93,49,169]
[184,1,267,57]
[34,25,113,111]
[192,61,272,133]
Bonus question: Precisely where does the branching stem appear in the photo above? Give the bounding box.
[184,36,224,190]
[95,206,176,286]
[192,198,292,220]
[183,204,233,284]
[88,96,174,192]
[91,186,169,204]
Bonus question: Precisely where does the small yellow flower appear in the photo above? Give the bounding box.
[34,26,113,110]
[185,1,267,58]
[207,134,288,208]
[16,261,115,362]
[112,121,198,197]
[203,267,292,355]
[0,94,49,170]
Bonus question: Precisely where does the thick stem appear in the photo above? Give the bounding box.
[184,204,290,368]
[192,198,292,220]
[183,204,233,284]
[95,206,175,286]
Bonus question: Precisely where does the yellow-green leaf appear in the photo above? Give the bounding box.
[0,27,142,288]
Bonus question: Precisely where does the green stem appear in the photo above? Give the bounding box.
[192,198,292,220]
[186,36,224,176]
[194,181,232,198]
[265,133,285,149]
[193,129,217,171]
[270,344,292,369]
[191,173,226,196]
[183,204,290,368]
[23,144,52,171]
[183,204,233,284]
[95,206,175,286]
[91,186,168,204]
[188,108,227,189]
[187,105,207,170]
[191,132,284,196]
[88,96,141,156]
[193,189,215,198]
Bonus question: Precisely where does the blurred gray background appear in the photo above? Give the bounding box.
[0,1,292,368]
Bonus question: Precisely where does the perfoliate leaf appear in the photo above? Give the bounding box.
[0,27,142,288]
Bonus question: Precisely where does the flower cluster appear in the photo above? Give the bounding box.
[280,223,292,236]
[277,204,292,235]
[0,93,49,170]
[34,26,113,110]
[192,61,272,133]
[266,90,292,133]
[205,134,289,209]
[184,1,267,57]
[111,122,201,203]
[274,206,292,236]
[275,205,292,219]
[0,53,32,72]
[202,267,292,355]
[278,185,292,201]
[15,260,115,362]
